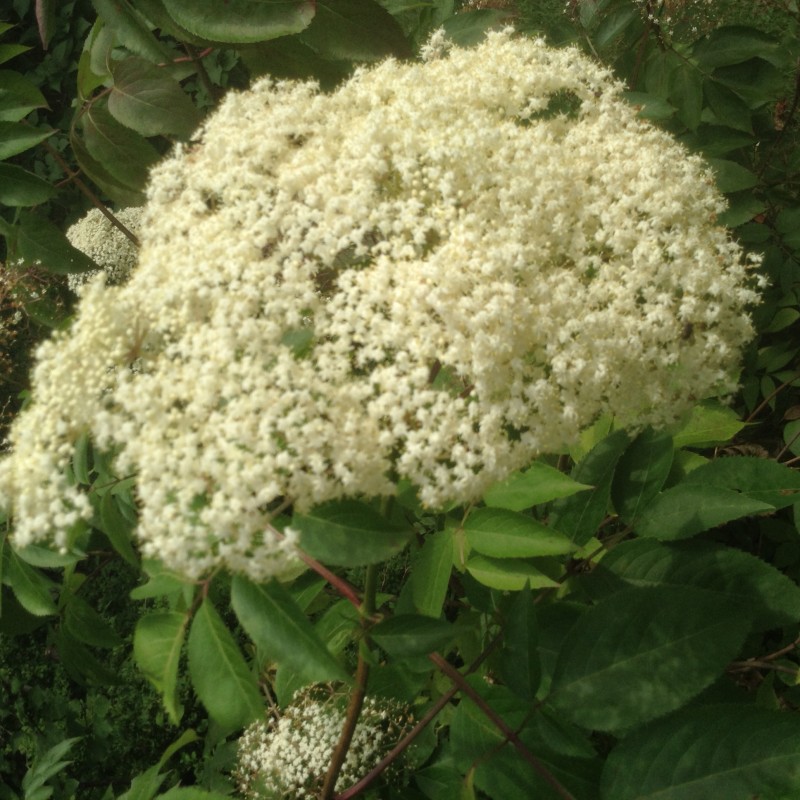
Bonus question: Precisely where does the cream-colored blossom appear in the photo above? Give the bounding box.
[235,688,412,798]
[66,207,141,291]
[0,30,760,578]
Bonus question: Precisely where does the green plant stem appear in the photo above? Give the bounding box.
[320,563,378,799]
[428,652,577,800]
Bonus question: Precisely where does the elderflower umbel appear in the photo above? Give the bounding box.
[235,687,412,799]
[65,207,142,291]
[0,30,761,578]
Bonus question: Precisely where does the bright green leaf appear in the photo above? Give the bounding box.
[160,0,315,44]
[294,499,413,567]
[483,461,592,511]
[633,484,774,540]
[601,704,800,799]
[671,402,744,448]
[4,548,57,616]
[405,528,453,618]
[464,508,575,559]
[109,57,201,138]
[549,586,750,731]
[21,737,81,798]
[99,491,139,566]
[0,43,31,65]
[91,0,175,63]
[134,612,187,724]
[466,554,559,591]
[231,575,349,684]
[187,599,263,730]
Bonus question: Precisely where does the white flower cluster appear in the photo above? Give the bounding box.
[65,207,141,291]
[235,688,412,799]
[0,30,760,578]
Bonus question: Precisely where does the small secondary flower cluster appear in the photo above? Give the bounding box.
[235,687,412,799]
[65,207,141,291]
[0,30,761,578]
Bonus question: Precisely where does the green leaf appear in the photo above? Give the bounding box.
[0,121,54,159]
[82,102,161,191]
[408,528,453,618]
[231,575,349,684]
[594,4,639,49]
[91,0,175,63]
[624,91,676,121]
[71,128,145,207]
[370,614,454,658]
[35,0,57,50]
[188,599,263,730]
[669,64,703,131]
[483,461,592,511]
[683,124,754,157]
[0,163,55,206]
[14,545,80,568]
[549,586,750,731]
[694,26,782,69]
[601,704,800,800]
[299,0,411,60]
[707,158,759,193]
[611,428,674,523]
[99,491,139,566]
[633,484,774,540]
[4,548,57,616]
[294,499,413,567]
[594,539,800,631]
[681,456,800,510]
[496,584,540,700]
[465,554,559,591]
[713,59,785,108]
[65,593,123,648]
[550,429,630,546]
[0,43,31,65]
[16,211,97,274]
[0,70,47,122]
[56,626,122,685]
[109,57,201,138]
[717,192,766,228]
[702,80,753,133]
[134,612,187,724]
[160,0,315,44]
[21,737,81,798]
[464,508,575,559]
[440,9,515,46]
[671,401,745,448]
[156,790,233,800]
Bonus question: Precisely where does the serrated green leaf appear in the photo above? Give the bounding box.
[109,57,201,138]
[550,429,630,545]
[600,704,800,800]
[549,586,750,731]
[91,0,175,63]
[671,402,744,448]
[0,121,54,159]
[634,484,774,540]
[594,539,800,631]
[16,211,97,274]
[707,158,759,193]
[82,102,161,191]
[294,499,413,567]
[464,508,575,559]
[187,599,263,730]
[0,70,47,121]
[160,0,315,44]
[611,428,674,524]
[465,554,559,591]
[370,614,454,658]
[483,461,591,511]
[4,548,57,616]
[681,456,800,509]
[134,612,187,724]
[694,26,783,69]
[231,575,349,684]
[22,737,81,797]
[65,593,123,648]
[299,0,411,60]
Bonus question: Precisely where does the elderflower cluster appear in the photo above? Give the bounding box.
[0,30,761,578]
[235,688,412,799]
[65,207,141,291]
